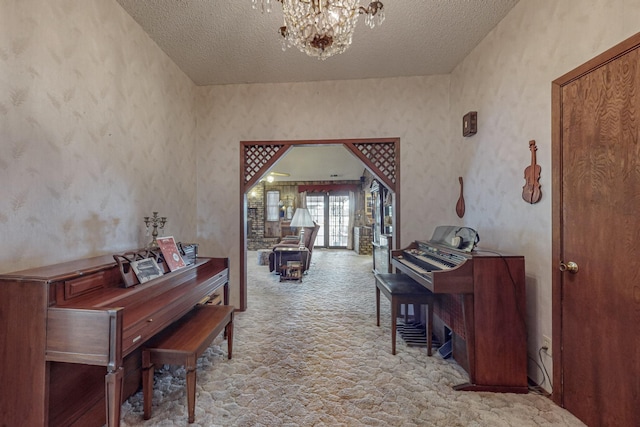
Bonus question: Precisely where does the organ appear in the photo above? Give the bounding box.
[392,226,528,393]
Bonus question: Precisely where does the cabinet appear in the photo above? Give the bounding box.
[373,234,392,274]
[370,179,393,274]
[370,180,393,244]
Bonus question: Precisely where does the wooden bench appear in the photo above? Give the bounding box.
[142,304,234,423]
[375,273,435,356]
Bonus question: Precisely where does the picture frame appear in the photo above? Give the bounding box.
[130,257,164,284]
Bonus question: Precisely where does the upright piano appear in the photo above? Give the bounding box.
[392,226,528,393]
[0,252,229,427]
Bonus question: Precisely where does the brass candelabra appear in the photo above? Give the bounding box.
[144,212,167,248]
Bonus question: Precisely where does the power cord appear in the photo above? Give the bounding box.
[527,351,552,396]
[538,346,553,389]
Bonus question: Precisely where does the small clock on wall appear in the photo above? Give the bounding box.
[463,111,477,137]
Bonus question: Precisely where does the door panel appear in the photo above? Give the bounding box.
[328,194,349,247]
[306,194,325,247]
[555,39,640,427]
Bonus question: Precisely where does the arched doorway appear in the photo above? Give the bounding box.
[239,138,400,311]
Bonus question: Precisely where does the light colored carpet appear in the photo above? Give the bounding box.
[120,249,585,427]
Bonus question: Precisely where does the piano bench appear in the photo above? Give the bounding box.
[142,304,234,424]
[375,273,434,356]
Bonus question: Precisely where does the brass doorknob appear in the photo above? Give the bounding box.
[559,261,579,273]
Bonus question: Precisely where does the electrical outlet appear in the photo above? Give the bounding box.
[542,335,552,357]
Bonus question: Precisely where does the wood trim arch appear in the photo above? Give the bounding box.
[239,138,400,311]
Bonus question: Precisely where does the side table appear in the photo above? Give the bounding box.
[274,247,309,282]
[279,262,303,282]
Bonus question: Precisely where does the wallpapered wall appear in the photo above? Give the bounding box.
[194,75,453,259]
[2,0,639,392]
[0,0,199,271]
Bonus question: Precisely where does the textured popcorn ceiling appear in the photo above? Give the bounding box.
[115,0,520,86]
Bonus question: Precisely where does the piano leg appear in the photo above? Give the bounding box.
[105,367,124,427]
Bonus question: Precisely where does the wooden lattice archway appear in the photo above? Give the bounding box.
[239,138,400,310]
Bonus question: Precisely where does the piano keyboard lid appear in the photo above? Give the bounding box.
[429,226,479,252]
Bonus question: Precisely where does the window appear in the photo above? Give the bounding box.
[265,190,280,221]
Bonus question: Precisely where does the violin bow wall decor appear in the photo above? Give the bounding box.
[522,140,542,204]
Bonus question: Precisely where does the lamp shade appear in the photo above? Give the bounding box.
[289,208,314,228]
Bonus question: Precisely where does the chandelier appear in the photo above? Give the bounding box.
[252,0,385,60]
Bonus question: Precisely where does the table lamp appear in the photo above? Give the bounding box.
[289,208,314,249]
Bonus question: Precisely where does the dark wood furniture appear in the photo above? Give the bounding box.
[375,273,434,356]
[142,304,234,423]
[0,253,229,427]
[392,233,527,393]
[273,247,308,282]
[268,223,319,274]
[273,246,309,275]
[278,258,305,282]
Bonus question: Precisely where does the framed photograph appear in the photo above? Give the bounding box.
[130,257,164,284]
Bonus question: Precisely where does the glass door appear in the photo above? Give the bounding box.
[328,194,349,247]
[306,193,350,248]
[306,194,325,247]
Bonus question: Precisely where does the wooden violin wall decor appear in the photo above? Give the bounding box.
[522,140,542,204]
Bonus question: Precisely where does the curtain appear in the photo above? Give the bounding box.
[347,190,355,250]
[298,184,358,193]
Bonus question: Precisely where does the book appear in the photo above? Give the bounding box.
[130,257,164,284]
[156,236,186,272]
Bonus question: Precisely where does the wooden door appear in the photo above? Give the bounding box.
[552,34,640,426]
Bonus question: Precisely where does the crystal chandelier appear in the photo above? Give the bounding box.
[252,0,385,60]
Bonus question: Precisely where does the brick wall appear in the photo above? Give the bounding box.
[354,226,373,255]
[247,183,281,250]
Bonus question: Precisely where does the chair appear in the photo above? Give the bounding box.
[269,222,320,273]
